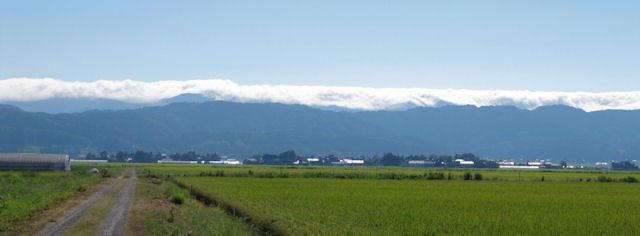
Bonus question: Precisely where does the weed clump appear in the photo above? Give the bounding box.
[597,176,613,182]
[76,185,87,192]
[463,172,472,180]
[167,206,175,223]
[100,169,111,178]
[474,173,483,181]
[0,195,6,210]
[21,171,38,178]
[425,172,445,180]
[622,176,638,183]
[166,186,188,205]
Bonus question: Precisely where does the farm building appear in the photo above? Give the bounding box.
[499,165,539,169]
[454,159,475,165]
[527,161,544,166]
[209,158,242,165]
[498,161,515,166]
[403,160,437,167]
[70,159,109,164]
[332,159,365,166]
[224,159,242,165]
[157,159,198,164]
[0,153,71,171]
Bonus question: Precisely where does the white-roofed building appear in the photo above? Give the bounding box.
[455,159,475,165]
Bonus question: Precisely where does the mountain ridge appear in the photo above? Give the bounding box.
[4,92,639,114]
[0,101,638,162]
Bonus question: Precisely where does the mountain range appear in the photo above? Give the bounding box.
[2,93,213,113]
[1,98,639,162]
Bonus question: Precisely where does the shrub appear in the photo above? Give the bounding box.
[425,172,445,180]
[277,172,290,178]
[463,172,472,180]
[474,173,483,181]
[622,176,638,183]
[101,169,111,178]
[597,176,613,182]
[198,172,212,177]
[21,171,38,178]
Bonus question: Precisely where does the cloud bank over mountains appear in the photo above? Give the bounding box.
[2,77,640,112]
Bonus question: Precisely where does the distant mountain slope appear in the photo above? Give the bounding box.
[0,102,437,156]
[355,105,640,162]
[0,102,639,162]
[157,93,212,104]
[3,98,143,113]
[1,93,212,113]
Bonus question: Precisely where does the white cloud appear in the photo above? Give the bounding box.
[1,77,640,112]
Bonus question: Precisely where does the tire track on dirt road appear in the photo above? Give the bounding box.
[97,171,137,236]
[37,177,121,236]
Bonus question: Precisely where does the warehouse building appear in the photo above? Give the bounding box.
[0,153,70,171]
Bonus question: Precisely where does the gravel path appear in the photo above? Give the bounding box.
[36,177,121,236]
[36,169,138,236]
[97,172,137,236]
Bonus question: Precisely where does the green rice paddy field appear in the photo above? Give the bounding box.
[145,165,640,235]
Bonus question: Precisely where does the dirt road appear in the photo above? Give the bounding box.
[97,173,136,236]
[36,169,137,236]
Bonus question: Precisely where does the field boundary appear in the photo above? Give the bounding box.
[171,178,285,236]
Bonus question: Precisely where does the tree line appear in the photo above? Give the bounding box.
[81,150,500,167]
[86,151,221,163]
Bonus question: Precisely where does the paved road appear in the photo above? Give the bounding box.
[36,169,137,236]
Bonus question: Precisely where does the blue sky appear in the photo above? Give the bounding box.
[1,1,638,91]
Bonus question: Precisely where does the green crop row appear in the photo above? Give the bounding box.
[146,164,640,182]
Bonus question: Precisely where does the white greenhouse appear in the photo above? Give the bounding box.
[0,153,70,171]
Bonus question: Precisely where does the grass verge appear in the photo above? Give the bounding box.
[127,175,254,235]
